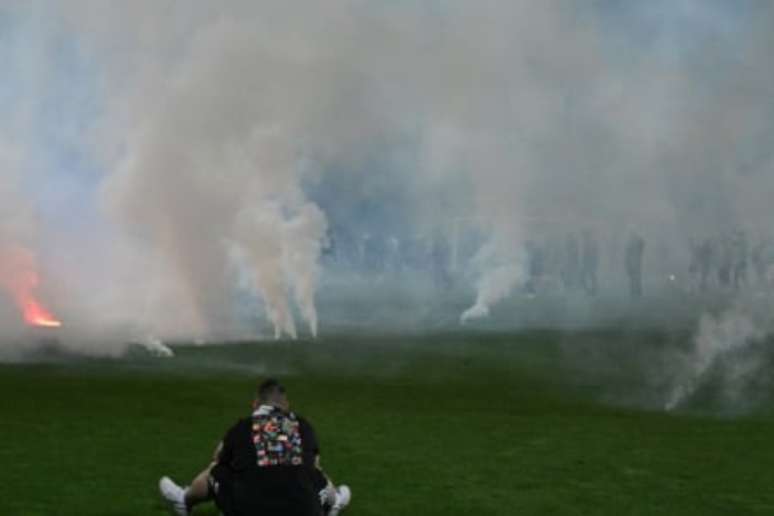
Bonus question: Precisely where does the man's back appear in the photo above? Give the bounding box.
[215,407,322,516]
[159,378,351,516]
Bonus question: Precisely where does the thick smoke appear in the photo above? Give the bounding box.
[663,297,774,413]
[666,307,764,410]
[81,9,336,339]
[2,1,774,354]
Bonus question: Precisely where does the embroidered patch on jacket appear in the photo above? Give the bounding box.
[251,408,304,467]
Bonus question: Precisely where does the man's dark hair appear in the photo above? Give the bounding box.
[257,378,286,403]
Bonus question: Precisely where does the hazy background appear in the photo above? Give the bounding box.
[2,0,774,358]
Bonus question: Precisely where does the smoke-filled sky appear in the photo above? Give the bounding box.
[2,0,774,343]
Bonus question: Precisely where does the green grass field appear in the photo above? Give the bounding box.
[1,330,774,515]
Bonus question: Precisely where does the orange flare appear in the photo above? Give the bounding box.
[0,245,61,328]
[21,297,62,327]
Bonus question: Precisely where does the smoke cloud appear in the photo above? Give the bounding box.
[666,307,764,411]
[2,1,774,360]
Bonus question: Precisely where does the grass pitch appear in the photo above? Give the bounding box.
[1,331,774,515]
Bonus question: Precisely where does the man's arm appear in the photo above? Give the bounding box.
[180,440,223,509]
[212,440,225,464]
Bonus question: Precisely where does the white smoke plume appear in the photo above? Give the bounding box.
[665,307,765,411]
[461,231,527,323]
[233,200,327,339]
[83,10,335,339]
[461,263,523,323]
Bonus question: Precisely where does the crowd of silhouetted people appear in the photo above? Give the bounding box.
[320,225,774,299]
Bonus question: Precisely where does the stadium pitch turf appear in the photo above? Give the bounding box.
[1,331,774,515]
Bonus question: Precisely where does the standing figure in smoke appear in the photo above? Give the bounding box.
[525,240,545,296]
[368,234,387,278]
[752,237,771,288]
[688,238,701,292]
[335,227,358,270]
[359,233,372,275]
[625,232,646,298]
[431,228,452,291]
[580,229,599,296]
[731,229,748,290]
[562,232,581,291]
[543,236,564,292]
[697,237,714,292]
[386,236,402,274]
[716,235,733,289]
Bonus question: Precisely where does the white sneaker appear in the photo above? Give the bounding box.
[328,485,351,516]
[159,476,189,516]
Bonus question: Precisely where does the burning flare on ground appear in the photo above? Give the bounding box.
[0,245,61,328]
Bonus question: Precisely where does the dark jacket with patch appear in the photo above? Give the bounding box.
[213,406,322,516]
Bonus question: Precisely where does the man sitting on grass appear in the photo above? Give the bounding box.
[159,378,351,516]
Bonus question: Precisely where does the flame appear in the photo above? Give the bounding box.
[20,296,62,327]
[0,245,62,328]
